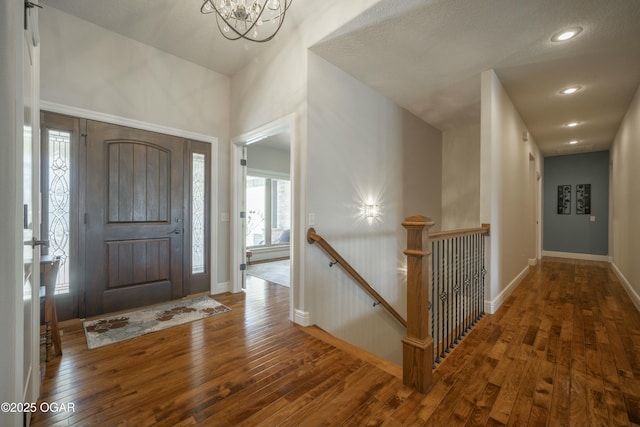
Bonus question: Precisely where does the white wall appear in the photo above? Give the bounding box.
[611,83,640,309]
[247,144,290,176]
[39,7,232,285]
[442,124,481,230]
[481,70,542,313]
[230,0,383,318]
[306,53,442,364]
[230,1,381,137]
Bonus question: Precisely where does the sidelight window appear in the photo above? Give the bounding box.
[191,153,206,274]
[46,129,71,294]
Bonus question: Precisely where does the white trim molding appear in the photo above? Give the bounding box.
[484,265,530,314]
[528,258,538,266]
[542,250,611,263]
[611,263,640,313]
[294,309,311,326]
[40,101,218,144]
[247,168,290,180]
[213,281,233,295]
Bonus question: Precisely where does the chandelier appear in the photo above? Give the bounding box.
[200,0,293,43]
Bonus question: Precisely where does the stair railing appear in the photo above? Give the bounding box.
[307,218,489,395]
[428,223,490,367]
[306,228,407,328]
[400,216,490,392]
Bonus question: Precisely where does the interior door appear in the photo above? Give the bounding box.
[22,0,41,418]
[84,120,185,316]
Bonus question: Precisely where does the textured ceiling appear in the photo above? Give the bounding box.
[312,0,640,155]
[40,0,640,156]
[39,0,325,76]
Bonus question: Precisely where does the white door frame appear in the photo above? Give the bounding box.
[231,114,296,319]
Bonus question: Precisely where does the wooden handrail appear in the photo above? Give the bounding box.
[428,223,490,241]
[307,228,407,328]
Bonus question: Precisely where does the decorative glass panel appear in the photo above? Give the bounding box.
[191,153,206,274]
[47,129,71,294]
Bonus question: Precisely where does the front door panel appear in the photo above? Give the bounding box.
[85,120,185,316]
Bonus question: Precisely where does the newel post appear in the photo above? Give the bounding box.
[401,215,435,393]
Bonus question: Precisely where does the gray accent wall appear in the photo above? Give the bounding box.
[543,151,609,255]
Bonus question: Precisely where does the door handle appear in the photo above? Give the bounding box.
[25,237,49,248]
[168,229,182,235]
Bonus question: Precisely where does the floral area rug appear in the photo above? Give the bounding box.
[83,295,230,349]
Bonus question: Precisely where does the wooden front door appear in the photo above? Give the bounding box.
[84,120,185,316]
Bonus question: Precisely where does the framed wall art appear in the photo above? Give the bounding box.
[557,185,571,215]
[576,184,591,214]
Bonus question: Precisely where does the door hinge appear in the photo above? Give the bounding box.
[240,263,247,271]
[240,211,246,219]
[83,213,88,224]
[24,1,42,31]
[240,159,247,166]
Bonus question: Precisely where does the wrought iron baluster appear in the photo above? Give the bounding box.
[473,235,482,326]
[431,240,436,367]
[440,240,447,359]
[427,226,488,369]
[436,240,441,361]
[453,236,460,345]
[444,238,450,355]
[480,235,487,317]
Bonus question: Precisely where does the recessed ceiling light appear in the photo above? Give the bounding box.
[565,121,581,127]
[551,26,583,42]
[569,140,578,145]
[560,86,582,95]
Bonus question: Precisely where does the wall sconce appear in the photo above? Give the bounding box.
[364,204,380,219]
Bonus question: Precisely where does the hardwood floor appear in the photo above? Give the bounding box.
[32,259,640,426]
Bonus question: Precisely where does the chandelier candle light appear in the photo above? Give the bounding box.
[201,0,293,42]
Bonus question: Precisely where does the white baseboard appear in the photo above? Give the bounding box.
[528,258,538,266]
[213,281,233,295]
[484,265,530,314]
[542,250,611,262]
[248,247,290,263]
[611,262,640,313]
[294,309,311,326]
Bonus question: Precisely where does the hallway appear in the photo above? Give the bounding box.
[425,258,640,426]
[32,258,640,426]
